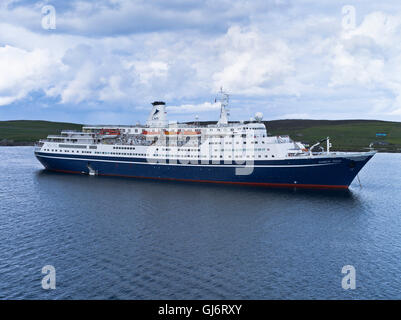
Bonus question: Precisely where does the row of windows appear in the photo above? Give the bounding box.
[59,144,87,149]
[208,127,263,132]
[213,148,268,152]
[94,152,146,156]
[42,148,276,158]
[113,146,135,150]
[129,127,264,134]
[44,149,91,153]
[43,149,147,156]
[45,147,270,154]
[209,140,266,145]
[149,147,269,153]
[150,154,275,159]
[155,148,199,152]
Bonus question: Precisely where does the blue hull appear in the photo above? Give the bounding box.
[34,152,374,189]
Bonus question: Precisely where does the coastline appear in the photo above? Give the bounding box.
[0,139,34,146]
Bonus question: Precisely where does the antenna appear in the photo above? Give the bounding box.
[216,87,230,126]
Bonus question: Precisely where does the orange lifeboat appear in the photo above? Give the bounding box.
[100,129,120,138]
[163,130,180,135]
[182,130,201,135]
[142,130,161,135]
[100,129,120,135]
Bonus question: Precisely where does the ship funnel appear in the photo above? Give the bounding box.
[152,101,166,106]
[147,101,168,127]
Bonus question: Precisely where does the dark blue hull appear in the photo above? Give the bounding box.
[34,152,375,189]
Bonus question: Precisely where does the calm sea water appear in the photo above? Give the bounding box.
[1,147,401,299]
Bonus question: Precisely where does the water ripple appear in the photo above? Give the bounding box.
[1,147,401,299]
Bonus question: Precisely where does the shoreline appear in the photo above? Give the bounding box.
[0,141,35,146]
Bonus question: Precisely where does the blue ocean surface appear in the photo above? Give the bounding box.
[1,147,401,299]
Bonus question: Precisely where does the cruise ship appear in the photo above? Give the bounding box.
[34,91,376,189]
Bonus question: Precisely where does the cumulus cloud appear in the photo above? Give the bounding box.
[167,102,220,114]
[1,0,401,123]
[0,44,61,105]
[211,26,294,95]
[328,11,401,114]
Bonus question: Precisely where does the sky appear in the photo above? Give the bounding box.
[1,0,401,124]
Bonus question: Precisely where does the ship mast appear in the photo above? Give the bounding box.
[216,87,230,126]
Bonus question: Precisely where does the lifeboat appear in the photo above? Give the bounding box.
[100,129,120,138]
[142,130,161,136]
[163,130,180,135]
[181,130,201,135]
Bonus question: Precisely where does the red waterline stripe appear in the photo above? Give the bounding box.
[47,168,349,190]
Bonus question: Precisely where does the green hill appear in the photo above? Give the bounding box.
[1,119,400,152]
[265,119,401,152]
[0,120,82,145]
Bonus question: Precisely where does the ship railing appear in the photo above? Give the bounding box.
[34,141,44,152]
[277,136,292,143]
[47,135,72,139]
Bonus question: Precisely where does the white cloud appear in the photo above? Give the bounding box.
[167,102,220,114]
[212,26,293,95]
[2,1,401,122]
[132,61,169,84]
[0,44,61,105]
[327,11,401,115]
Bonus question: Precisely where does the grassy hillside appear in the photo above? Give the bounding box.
[1,119,400,151]
[0,120,82,145]
[265,119,401,152]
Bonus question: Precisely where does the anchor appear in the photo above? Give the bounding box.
[87,162,98,176]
